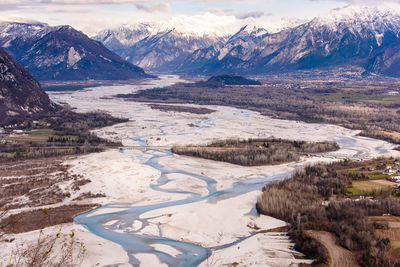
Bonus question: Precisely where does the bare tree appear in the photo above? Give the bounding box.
[8,228,86,267]
[0,205,10,241]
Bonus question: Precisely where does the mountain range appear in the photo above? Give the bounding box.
[1,5,400,79]
[94,23,226,72]
[94,5,400,77]
[0,22,150,81]
[187,5,400,76]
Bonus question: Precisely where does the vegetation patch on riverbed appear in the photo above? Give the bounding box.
[148,104,216,115]
[172,138,339,166]
[120,78,400,144]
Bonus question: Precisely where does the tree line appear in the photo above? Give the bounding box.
[0,112,126,162]
[256,161,400,266]
[123,81,400,144]
[172,138,339,166]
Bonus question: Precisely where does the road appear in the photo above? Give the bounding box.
[306,230,359,267]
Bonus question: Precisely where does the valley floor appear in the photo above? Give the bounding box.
[1,75,399,266]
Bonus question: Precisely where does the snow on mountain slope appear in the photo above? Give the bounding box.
[93,18,228,71]
[92,13,303,72]
[4,5,400,77]
[0,22,49,56]
[124,29,226,71]
[180,5,400,75]
[314,5,394,27]
[180,24,269,73]
[93,23,160,57]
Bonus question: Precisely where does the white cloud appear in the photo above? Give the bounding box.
[0,15,44,24]
[204,8,269,19]
[163,12,241,36]
[236,11,266,19]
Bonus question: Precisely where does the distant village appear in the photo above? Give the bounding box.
[385,163,400,183]
[0,120,50,144]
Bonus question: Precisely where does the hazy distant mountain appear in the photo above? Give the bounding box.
[0,22,150,81]
[180,23,269,73]
[0,47,58,125]
[93,14,305,72]
[94,23,158,60]
[124,29,224,71]
[94,23,225,72]
[180,5,400,76]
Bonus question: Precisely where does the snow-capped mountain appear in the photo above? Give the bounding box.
[180,5,400,76]
[261,5,400,70]
[123,29,225,71]
[0,22,49,59]
[181,24,269,73]
[93,22,226,71]
[93,23,160,59]
[3,5,400,78]
[93,12,307,72]
[0,47,59,125]
[0,21,150,81]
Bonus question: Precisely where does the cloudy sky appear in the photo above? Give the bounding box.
[0,0,400,35]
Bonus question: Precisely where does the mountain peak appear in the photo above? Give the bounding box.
[55,25,74,31]
[119,23,160,35]
[313,4,398,26]
[102,15,236,39]
[242,23,269,37]
[163,13,238,37]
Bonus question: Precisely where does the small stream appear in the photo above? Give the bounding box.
[75,116,391,266]
[75,115,291,266]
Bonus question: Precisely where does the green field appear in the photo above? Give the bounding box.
[391,241,400,248]
[313,92,400,106]
[2,129,53,143]
[1,129,82,144]
[342,168,390,180]
[29,129,54,136]
[368,173,390,180]
[347,180,395,196]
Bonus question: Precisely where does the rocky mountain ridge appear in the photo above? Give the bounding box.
[95,5,400,77]
[0,22,150,81]
[179,5,400,76]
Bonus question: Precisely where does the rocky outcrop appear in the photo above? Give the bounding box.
[0,48,58,125]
